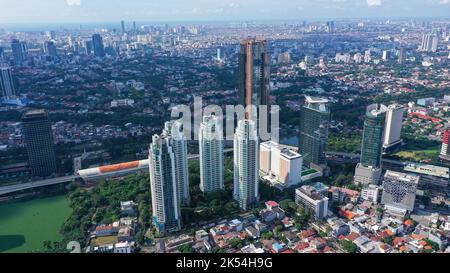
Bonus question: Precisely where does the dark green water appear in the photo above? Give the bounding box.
[0,195,72,253]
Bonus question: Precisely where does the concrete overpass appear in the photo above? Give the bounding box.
[0,175,79,196]
[0,148,235,196]
[325,151,406,169]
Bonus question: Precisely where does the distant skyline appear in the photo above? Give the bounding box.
[0,0,450,25]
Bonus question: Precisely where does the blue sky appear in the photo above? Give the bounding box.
[0,0,449,24]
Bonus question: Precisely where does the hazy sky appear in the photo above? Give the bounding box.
[0,0,449,24]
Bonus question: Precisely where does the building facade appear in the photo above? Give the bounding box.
[398,47,406,64]
[381,171,419,214]
[439,129,450,161]
[238,38,270,121]
[383,104,404,149]
[299,96,330,169]
[0,67,15,100]
[234,119,259,211]
[11,39,27,66]
[260,141,302,187]
[295,185,329,220]
[148,133,182,233]
[43,41,57,58]
[22,109,57,178]
[360,184,382,204]
[419,34,438,52]
[163,120,190,206]
[92,34,105,57]
[354,104,388,185]
[199,114,224,193]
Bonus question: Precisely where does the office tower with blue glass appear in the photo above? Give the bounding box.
[92,34,105,57]
[354,104,388,185]
[0,67,15,101]
[299,96,330,170]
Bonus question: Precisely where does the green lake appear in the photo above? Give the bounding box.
[0,195,72,253]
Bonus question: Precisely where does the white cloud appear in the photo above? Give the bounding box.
[439,0,449,4]
[66,0,81,6]
[366,0,382,6]
[228,3,240,8]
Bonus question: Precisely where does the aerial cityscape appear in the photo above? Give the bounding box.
[1,0,450,258]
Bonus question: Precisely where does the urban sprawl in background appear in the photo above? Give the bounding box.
[0,0,450,255]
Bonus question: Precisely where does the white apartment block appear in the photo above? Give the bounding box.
[361,184,382,204]
[295,185,329,220]
[163,120,190,206]
[260,141,302,187]
[383,104,404,149]
[234,119,259,211]
[199,114,224,193]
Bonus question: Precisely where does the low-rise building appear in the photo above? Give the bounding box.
[259,201,286,223]
[329,186,359,204]
[361,184,382,204]
[95,225,118,237]
[120,200,136,216]
[241,244,265,253]
[165,235,194,253]
[195,230,209,241]
[245,226,260,239]
[284,231,299,245]
[295,185,329,219]
[118,227,134,242]
[114,241,135,253]
[328,218,350,237]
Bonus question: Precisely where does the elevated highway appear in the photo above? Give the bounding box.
[0,148,235,196]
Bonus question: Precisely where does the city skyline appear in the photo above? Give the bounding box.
[0,2,449,255]
[1,0,450,25]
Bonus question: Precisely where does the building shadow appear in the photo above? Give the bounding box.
[0,235,26,253]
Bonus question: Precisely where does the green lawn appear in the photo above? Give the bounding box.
[302,169,318,176]
[93,235,118,246]
[393,149,440,163]
[0,195,72,253]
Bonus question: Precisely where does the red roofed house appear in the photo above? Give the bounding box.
[393,237,404,247]
[322,246,333,253]
[300,229,316,239]
[340,209,357,219]
[95,225,118,237]
[266,200,279,210]
[294,242,310,252]
[346,232,360,242]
